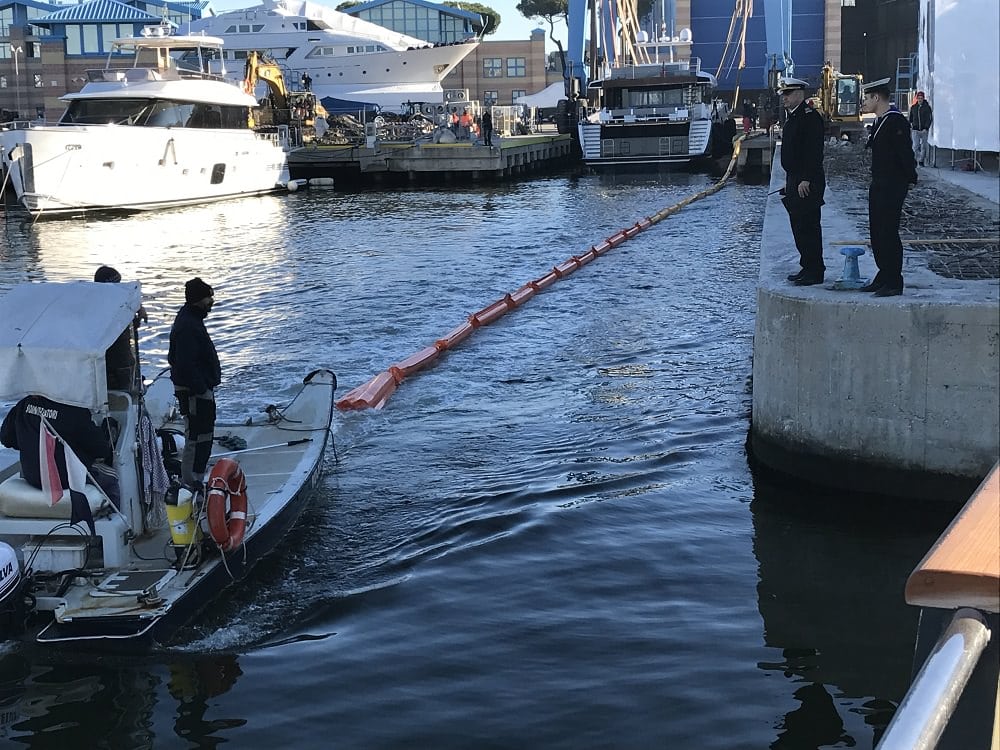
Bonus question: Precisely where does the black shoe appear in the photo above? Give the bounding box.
[787,270,805,281]
[859,282,883,293]
[793,275,824,286]
[873,286,903,297]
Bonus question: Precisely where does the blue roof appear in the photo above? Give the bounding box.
[36,0,165,23]
[346,0,481,24]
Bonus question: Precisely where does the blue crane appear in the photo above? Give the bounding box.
[762,0,794,88]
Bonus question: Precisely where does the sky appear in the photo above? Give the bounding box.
[210,0,570,52]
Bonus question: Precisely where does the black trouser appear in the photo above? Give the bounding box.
[176,388,216,485]
[782,182,826,276]
[869,182,908,290]
[483,128,493,146]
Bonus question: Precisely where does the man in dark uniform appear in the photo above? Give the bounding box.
[168,278,221,488]
[778,77,827,286]
[860,77,917,297]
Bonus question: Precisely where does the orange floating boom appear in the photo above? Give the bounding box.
[334,136,746,411]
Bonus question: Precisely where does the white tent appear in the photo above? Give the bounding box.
[515,82,566,109]
[918,0,999,152]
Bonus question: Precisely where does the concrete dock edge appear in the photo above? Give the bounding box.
[750,147,1000,502]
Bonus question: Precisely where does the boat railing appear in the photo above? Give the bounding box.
[876,463,1000,750]
[84,67,232,85]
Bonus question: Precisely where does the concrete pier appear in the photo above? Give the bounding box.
[750,147,1000,502]
[288,134,575,184]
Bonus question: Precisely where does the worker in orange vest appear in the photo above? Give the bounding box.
[459,109,472,140]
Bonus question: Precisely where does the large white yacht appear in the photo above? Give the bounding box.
[0,25,292,216]
[186,0,480,111]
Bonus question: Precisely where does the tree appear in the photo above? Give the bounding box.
[517,0,567,80]
[335,1,362,10]
[443,2,500,36]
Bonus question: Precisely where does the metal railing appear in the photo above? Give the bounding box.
[876,608,992,750]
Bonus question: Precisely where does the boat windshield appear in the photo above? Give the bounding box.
[60,98,249,129]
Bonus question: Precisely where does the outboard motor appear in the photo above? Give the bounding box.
[0,542,25,639]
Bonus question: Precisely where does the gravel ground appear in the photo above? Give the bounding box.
[823,140,1000,280]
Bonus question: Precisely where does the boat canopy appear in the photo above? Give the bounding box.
[0,282,142,411]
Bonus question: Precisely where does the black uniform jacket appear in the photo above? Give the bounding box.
[0,395,112,489]
[780,102,826,210]
[168,304,222,395]
[867,110,918,187]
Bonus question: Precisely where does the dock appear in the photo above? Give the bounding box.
[736,132,775,179]
[288,133,576,184]
[749,145,1000,502]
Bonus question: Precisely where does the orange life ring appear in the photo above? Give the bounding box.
[206,458,248,552]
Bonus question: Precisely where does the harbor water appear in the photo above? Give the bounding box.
[0,175,954,748]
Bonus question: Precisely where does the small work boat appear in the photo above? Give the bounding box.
[0,281,336,645]
[0,24,295,216]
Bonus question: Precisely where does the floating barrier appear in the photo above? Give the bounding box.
[335,137,746,411]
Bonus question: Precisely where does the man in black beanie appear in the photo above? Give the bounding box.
[168,277,221,488]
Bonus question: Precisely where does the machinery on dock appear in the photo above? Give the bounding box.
[243,51,326,134]
[810,64,865,141]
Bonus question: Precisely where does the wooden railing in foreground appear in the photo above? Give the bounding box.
[877,463,999,750]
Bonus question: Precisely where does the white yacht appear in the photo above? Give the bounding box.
[185,0,479,111]
[0,25,293,216]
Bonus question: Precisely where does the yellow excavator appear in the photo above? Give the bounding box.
[243,51,326,129]
[810,63,865,142]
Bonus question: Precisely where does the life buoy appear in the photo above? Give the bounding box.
[206,458,248,552]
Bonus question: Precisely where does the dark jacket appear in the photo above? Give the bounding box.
[908,100,932,131]
[168,303,221,395]
[867,109,918,187]
[0,395,112,489]
[780,101,826,205]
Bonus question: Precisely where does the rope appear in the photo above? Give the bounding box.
[335,136,747,411]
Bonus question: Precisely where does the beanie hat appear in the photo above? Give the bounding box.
[94,265,122,283]
[185,277,214,304]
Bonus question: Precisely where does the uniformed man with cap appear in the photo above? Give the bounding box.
[168,277,221,488]
[777,77,826,285]
[860,77,917,297]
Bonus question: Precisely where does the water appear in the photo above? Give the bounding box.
[0,175,954,748]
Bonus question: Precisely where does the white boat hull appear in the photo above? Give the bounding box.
[1,125,290,215]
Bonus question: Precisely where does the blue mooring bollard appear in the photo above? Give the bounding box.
[832,245,869,291]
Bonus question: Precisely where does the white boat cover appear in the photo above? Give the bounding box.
[0,281,142,411]
[918,0,1000,152]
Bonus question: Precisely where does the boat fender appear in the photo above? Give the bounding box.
[206,459,248,552]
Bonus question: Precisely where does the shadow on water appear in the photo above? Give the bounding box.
[749,463,957,748]
[0,646,245,749]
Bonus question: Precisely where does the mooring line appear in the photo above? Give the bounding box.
[335,136,747,411]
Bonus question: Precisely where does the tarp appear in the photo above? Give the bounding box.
[919,0,1000,152]
[0,282,141,411]
[320,96,379,114]
[515,82,566,109]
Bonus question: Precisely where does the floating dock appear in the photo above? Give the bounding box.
[288,134,576,184]
[735,132,775,179]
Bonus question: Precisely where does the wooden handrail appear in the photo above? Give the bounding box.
[906,463,1000,613]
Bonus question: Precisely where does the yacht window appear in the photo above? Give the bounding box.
[225,25,237,33]
[61,98,157,125]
